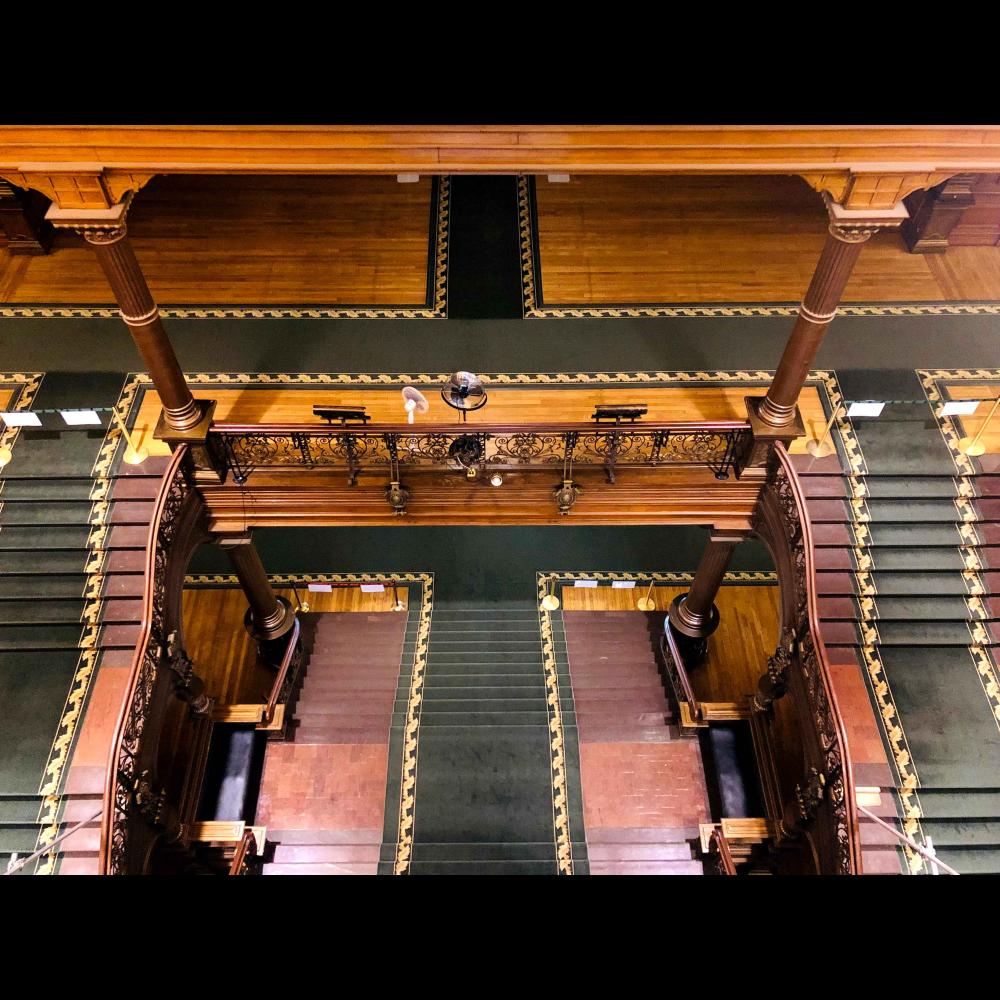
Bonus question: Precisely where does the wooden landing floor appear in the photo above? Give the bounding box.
[531,175,1000,305]
[0,175,440,307]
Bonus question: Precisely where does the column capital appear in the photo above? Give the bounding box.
[824,194,907,242]
[45,193,132,243]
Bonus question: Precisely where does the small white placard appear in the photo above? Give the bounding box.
[573,579,598,588]
[360,584,386,593]
[611,580,636,589]
[307,583,332,592]
[60,409,102,426]
[0,411,41,427]
[942,400,981,416]
[847,401,886,418]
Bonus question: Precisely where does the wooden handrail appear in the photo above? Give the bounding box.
[661,623,701,721]
[263,616,301,726]
[707,827,738,875]
[213,419,752,435]
[773,441,863,875]
[227,829,258,876]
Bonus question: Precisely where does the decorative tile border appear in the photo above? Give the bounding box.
[0,372,44,472]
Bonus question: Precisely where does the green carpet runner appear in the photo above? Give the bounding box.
[380,602,587,874]
[806,372,1000,874]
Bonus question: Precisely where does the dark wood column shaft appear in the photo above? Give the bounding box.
[82,227,202,431]
[758,226,870,426]
[670,531,744,637]
[224,538,286,633]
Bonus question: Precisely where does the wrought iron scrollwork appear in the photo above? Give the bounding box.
[214,426,752,482]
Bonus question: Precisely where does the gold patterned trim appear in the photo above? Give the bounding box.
[918,369,1000,476]
[0,373,43,477]
[115,366,842,390]
[0,179,450,320]
[31,373,161,873]
[517,175,1000,319]
[540,570,777,584]
[537,573,574,873]
[184,569,434,874]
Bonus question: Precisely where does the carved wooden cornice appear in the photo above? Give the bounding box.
[2,126,1000,208]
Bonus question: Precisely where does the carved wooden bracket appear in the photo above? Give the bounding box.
[0,168,154,209]
[800,170,956,211]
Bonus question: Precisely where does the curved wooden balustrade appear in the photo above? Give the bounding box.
[751,442,862,875]
[99,445,213,875]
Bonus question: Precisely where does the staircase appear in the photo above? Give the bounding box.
[0,377,163,874]
[562,610,707,874]
[260,610,414,875]
[402,605,580,874]
[795,409,1000,875]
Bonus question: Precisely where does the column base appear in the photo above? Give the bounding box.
[155,398,215,444]
[668,594,721,640]
[243,596,296,644]
[740,396,806,473]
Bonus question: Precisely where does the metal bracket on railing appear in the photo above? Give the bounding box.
[223,436,253,486]
[342,433,360,486]
[384,434,409,515]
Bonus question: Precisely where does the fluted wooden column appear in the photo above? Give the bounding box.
[748,197,907,438]
[218,534,295,646]
[45,197,211,436]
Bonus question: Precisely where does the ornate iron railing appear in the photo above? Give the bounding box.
[751,442,862,875]
[211,420,752,486]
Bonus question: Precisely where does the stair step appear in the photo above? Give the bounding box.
[918,818,1000,847]
[590,859,703,875]
[588,843,693,861]
[0,599,83,625]
[107,501,156,524]
[0,550,87,574]
[0,526,90,549]
[865,572,980,597]
[0,624,82,650]
[1,478,96,502]
[915,788,1000,817]
[868,597,983,620]
[263,861,380,875]
[102,573,144,598]
[271,844,381,863]
[0,574,84,599]
[865,524,967,546]
[0,500,94,525]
